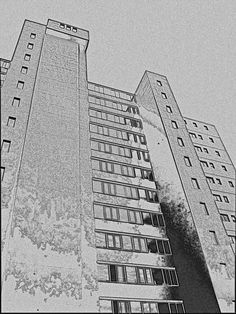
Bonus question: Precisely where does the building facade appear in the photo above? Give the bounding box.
[1,19,235,313]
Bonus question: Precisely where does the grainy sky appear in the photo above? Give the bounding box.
[1,0,235,165]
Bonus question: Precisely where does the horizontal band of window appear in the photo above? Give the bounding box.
[97,261,175,270]
[99,296,184,303]
[93,178,157,192]
[93,201,161,213]
[91,156,152,171]
[90,138,149,153]
[89,105,141,121]
[89,122,144,137]
[95,229,168,241]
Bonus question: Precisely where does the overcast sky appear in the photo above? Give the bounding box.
[1,0,235,165]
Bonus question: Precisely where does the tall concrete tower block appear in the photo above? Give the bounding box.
[1,19,235,313]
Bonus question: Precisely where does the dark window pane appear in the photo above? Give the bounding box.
[152,268,164,285]
[170,303,177,313]
[112,300,119,314]
[152,214,159,227]
[110,265,117,282]
[158,214,165,227]
[170,270,178,286]
[158,303,170,313]
[163,240,171,254]
[143,212,152,225]
[163,269,172,285]
[176,303,184,313]
[147,239,157,253]
[157,240,165,254]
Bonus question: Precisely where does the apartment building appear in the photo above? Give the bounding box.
[1,19,235,313]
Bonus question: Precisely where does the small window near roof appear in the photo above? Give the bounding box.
[161,92,167,99]
[177,137,184,147]
[204,125,209,130]
[66,25,71,31]
[17,81,24,89]
[171,121,178,129]
[72,27,77,32]
[60,23,65,28]
[193,122,198,127]
[12,97,20,107]
[21,66,28,74]
[27,43,34,50]
[166,105,172,113]
[1,167,5,181]
[7,116,16,127]
[24,54,31,61]
[191,178,200,189]
[156,80,162,86]
[222,165,227,171]
[184,156,192,167]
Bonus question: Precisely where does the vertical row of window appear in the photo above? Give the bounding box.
[1,32,36,182]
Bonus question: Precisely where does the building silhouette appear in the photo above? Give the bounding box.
[1,19,235,313]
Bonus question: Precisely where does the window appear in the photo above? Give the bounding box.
[30,33,36,39]
[161,92,167,99]
[215,150,220,157]
[222,165,227,171]
[17,81,24,89]
[59,23,65,28]
[177,137,184,147]
[231,215,235,222]
[209,137,214,143]
[12,97,20,107]
[190,132,197,139]
[229,235,235,244]
[228,181,234,188]
[24,54,31,61]
[204,125,209,130]
[156,80,162,86]
[66,25,71,31]
[213,194,222,202]
[207,176,214,184]
[27,43,34,50]
[191,178,200,189]
[200,160,208,168]
[1,140,11,152]
[145,190,159,203]
[209,231,219,245]
[198,134,203,140]
[199,202,209,215]
[166,105,172,113]
[193,122,198,127]
[184,156,192,167]
[72,27,77,32]
[209,162,215,169]
[1,167,5,181]
[223,196,229,203]
[195,145,202,152]
[21,66,28,74]
[203,148,208,153]
[184,119,187,124]
[220,214,230,222]
[171,121,178,129]
[7,116,16,127]
[219,263,229,279]
[216,178,222,185]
